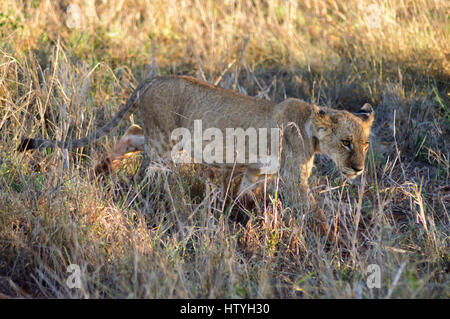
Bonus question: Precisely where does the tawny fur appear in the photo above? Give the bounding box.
[19,75,374,233]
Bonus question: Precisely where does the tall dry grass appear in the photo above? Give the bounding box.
[0,0,448,298]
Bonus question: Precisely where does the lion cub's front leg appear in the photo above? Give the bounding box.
[300,157,331,236]
[236,167,272,209]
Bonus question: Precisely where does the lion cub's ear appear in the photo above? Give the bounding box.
[354,103,375,126]
[312,107,334,138]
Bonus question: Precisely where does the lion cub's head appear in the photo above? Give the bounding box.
[313,104,374,179]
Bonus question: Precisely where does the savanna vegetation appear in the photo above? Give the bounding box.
[0,0,448,298]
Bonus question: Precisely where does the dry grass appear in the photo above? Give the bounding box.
[0,0,448,298]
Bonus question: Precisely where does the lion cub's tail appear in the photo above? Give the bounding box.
[18,77,156,152]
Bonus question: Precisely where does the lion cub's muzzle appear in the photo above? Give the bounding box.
[342,165,364,179]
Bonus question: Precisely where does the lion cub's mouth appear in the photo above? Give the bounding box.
[342,167,363,179]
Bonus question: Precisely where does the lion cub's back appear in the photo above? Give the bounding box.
[140,76,276,132]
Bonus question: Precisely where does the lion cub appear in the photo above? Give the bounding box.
[19,75,374,212]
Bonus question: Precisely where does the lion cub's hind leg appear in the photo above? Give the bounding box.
[95,124,145,175]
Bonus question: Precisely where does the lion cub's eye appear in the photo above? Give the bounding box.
[342,140,352,148]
